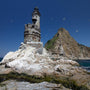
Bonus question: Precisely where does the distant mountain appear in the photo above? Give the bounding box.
[45,28,90,60]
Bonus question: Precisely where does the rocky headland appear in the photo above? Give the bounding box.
[45,28,90,60]
[0,43,90,90]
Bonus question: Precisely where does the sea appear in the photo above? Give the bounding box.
[75,60,90,72]
[0,58,3,62]
[0,58,90,72]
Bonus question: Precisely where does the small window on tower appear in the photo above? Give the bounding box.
[32,25,34,28]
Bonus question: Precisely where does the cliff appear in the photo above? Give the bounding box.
[45,28,90,60]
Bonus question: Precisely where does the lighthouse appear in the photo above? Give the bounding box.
[24,7,41,44]
[32,7,40,30]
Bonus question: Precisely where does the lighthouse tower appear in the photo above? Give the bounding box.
[24,7,41,44]
[32,7,40,30]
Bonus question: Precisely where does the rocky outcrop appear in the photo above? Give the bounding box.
[1,43,79,76]
[0,43,90,89]
[78,44,90,59]
[45,28,90,60]
[0,80,70,90]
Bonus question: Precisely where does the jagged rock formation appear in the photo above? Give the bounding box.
[78,44,90,59]
[45,28,90,60]
[0,80,70,90]
[1,44,79,76]
[0,45,90,89]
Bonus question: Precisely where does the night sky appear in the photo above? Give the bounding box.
[0,0,90,57]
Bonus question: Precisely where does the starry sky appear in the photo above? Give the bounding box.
[0,0,90,57]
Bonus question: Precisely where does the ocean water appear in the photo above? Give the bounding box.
[0,58,3,62]
[76,60,90,72]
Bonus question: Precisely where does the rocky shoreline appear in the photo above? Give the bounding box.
[76,58,90,60]
[0,80,70,90]
[0,44,90,90]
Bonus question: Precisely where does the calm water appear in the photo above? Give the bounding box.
[76,60,90,72]
[0,58,3,62]
[0,58,90,72]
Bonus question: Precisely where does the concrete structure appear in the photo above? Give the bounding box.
[24,7,41,44]
[22,7,43,54]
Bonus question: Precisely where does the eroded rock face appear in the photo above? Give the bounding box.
[0,43,90,89]
[1,44,79,76]
[45,28,90,60]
